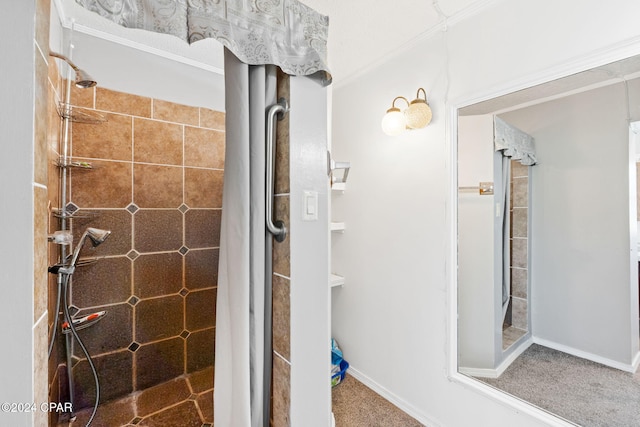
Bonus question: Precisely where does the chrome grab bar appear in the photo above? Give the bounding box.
[266,98,288,242]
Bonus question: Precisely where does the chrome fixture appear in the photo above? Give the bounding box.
[266,98,288,243]
[61,227,111,275]
[49,51,97,88]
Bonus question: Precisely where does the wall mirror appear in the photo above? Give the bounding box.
[456,53,640,426]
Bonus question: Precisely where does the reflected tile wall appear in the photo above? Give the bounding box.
[271,70,291,426]
[49,86,225,410]
[508,159,528,331]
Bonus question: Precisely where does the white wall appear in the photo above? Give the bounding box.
[457,115,499,370]
[289,75,331,426]
[0,2,36,425]
[500,82,640,367]
[331,0,640,425]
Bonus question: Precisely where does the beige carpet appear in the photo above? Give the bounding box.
[332,374,424,427]
[479,344,640,427]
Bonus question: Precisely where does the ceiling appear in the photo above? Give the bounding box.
[58,0,487,83]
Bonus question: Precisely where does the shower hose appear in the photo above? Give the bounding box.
[47,273,100,427]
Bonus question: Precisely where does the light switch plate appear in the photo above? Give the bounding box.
[303,190,318,221]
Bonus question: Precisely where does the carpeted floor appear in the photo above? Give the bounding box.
[478,344,640,427]
[332,374,424,427]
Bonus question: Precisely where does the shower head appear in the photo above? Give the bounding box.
[64,227,112,274]
[49,51,97,89]
[86,227,111,247]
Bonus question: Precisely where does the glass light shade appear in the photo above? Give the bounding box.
[381,108,407,136]
[405,100,432,129]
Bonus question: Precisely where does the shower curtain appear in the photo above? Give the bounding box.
[214,49,276,427]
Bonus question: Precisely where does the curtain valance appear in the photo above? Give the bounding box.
[75,0,331,82]
[494,116,537,166]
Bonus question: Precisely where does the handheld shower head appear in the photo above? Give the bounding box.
[63,227,112,274]
[86,227,111,247]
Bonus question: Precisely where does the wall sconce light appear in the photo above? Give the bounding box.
[381,88,432,136]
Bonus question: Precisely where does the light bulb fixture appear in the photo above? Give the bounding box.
[381,88,432,136]
[381,96,409,136]
[406,88,432,129]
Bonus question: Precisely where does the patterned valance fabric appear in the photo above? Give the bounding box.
[494,116,537,166]
[75,0,331,82]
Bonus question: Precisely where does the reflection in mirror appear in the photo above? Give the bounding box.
[457,55,640,427]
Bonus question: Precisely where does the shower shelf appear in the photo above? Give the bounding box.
[52,208,100,220]
[330,274,345,288]
[56,158,93,169]
[331,222,345,232]
[331,182,346,192]
[57,102,107,124]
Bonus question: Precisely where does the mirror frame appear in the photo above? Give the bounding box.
[446,38,640,427]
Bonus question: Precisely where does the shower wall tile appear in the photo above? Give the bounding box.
[135,337,185,390]
[73,209,133,257]
[35,48,49,186]
[33,317,48,427]
[511,238,527,269]
[185,249,219,290]
[73,350,133,408]
[65,88,224,407]
[70,159,132,208]
[511,159,528,178]
[273,195,290,277]
[275,71,290,195]
[511,268,527,299]
[70,84,95,109]
[136,377,191,417]
[511,207,528,238]
[133,118,183,165]
[153,99,199,126]
[272,275,290,361]
[184,126,225,169]
[136,295,184,343]
[512,297,528,330]
[200,108,225,130]
[185,289,217,331]
[186,328,215,373]
[73,303,133,357]
[134,209,183,253]
[185,168,224,208]
[35,0,50,55]
[48,56,62,103]
[271,354,291,427]
[185,209,221,249]
[512,177,528,208]
[186,365,214,393]
[196,389,214,422]
[72,113,133,161]
[134,252,184,299]
[34,186,48,323]
[134,164,183,208]
[72,256,132,307]
[96,88,150,118]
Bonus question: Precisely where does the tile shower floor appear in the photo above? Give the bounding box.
[58,367,213,427]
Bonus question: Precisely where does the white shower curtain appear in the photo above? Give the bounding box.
[214,49,277,427]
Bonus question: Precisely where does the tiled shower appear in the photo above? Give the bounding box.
[503,159,529,349]
[47,58,223,424]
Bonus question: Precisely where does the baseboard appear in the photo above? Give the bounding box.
[533,337,638,373]
[346,366,442,427]
[459,336,532,378]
